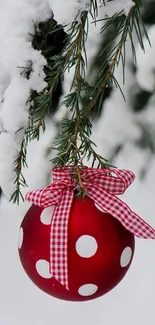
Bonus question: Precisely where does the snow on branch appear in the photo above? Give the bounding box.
[0,0,143,202]
[49,0,134,27]
[0,0,52,198]
[100,0,134,16]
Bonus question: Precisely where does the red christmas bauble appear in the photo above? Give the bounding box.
[18,196,135,301]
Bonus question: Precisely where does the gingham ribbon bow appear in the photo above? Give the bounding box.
[25,167,155,290]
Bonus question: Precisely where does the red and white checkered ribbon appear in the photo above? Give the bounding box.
[25,167,155,290]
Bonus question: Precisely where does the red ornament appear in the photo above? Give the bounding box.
[18,167,155,301]
[18,196,135,301]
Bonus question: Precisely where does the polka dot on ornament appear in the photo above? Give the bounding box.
[120,246,132,267]
[76,235,98,258]
[94,202,107,213]
[78,284,98,296]
[35,260,52,279]
[18,227,24,249]
[40,206,55,225]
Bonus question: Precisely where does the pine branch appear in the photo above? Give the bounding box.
[83,2,148,117]
[10,136,28,204]
[50,9,115,195]
[11,0,148,203]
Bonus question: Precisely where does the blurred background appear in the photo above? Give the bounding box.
[1,0,155,324]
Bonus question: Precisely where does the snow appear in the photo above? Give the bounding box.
[0,0,155,324]
[49,0,134,26]
[49,0,90,25]
[100,0,134,16]
[136,25,155,92]
[0,0,52,196]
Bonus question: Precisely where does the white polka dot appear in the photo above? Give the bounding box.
[36,260,52,279]
[18,227,23,249]
[78,284,98,296]
[40,206,55,225]
[95,202,107,213]
[120,246,132,267]
[76,235,98,258]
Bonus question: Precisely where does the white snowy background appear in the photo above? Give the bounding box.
[0,0,155,324]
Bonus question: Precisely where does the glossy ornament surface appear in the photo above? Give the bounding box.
[18,196,135,301]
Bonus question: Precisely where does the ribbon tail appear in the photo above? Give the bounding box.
[86,184,155,239]
[50,188,74,290]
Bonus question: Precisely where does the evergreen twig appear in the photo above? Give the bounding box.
[11,0,147,202]
[10,136,28,204]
